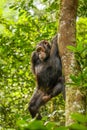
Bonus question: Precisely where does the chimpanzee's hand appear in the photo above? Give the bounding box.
[31,51,39,65]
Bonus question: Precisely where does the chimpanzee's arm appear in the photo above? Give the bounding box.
[31,51,40,74]
[50,34,59,57]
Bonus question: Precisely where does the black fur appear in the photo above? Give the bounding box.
[28,35,64,119]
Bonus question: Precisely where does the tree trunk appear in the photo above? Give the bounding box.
[58,0,85,126]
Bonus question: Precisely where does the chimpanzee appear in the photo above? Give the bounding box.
[28,35,64,119]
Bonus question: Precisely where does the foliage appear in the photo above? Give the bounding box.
[77,0,87,17]
[69,113,87,130]
[9,113,87,130]
[0,0,59,129]
[0,0,87,129]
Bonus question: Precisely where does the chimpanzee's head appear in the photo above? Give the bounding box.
[36,40,51,61]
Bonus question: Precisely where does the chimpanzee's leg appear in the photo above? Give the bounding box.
[28,87,49,119]
[49,77,65,99]
[51,82,64,97]
[29,78,65,119]
[43,77,65,100]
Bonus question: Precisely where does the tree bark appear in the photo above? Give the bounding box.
[58,0,85,126]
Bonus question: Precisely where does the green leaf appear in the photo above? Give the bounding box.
[55,126,68,130]
[28,119,47,130]
[70,123,87,130]
[77,42,83,52]
[67,46,77,52]
[71,113,87,123]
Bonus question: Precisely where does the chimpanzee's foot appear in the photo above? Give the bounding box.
[36,113,42,120]
[42,95,51,102]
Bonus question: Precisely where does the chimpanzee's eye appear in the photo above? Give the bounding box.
[44,41,48,45]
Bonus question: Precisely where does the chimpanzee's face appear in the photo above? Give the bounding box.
[36,40,51,61]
